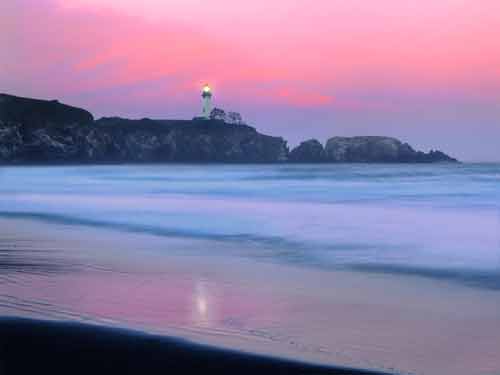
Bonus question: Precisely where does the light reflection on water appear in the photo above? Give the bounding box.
[192,281,212,326]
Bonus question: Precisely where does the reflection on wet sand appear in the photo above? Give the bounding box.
[193,281,211,326]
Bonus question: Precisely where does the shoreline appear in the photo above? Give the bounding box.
[0,317,389,375]
[1,212,499,375]
[0,160,462,167]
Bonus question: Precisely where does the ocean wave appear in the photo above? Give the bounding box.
[1,210,499,290]
[349,263,500,290]
[0,211,308,251]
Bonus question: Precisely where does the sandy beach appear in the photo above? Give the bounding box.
[1,217,499,375]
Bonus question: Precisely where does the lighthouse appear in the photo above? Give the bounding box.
[201,84,212,119]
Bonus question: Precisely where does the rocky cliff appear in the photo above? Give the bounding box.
[323,136,457,163]
[0,93,93,128]
[0,94,288,163]
[289,139,326,162]
[289,136,457,163]
[0,93,457,164]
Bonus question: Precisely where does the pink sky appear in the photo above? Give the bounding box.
[2,0,500,160]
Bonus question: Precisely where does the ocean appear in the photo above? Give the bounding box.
[1,163,499,374]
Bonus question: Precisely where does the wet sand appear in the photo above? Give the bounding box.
[1,218,500,375]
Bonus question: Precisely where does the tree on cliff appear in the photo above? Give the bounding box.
[210,108,245,125]
[210,108,226,121]
[227,112,244,125]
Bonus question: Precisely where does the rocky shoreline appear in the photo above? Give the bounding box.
[0,93,457,164]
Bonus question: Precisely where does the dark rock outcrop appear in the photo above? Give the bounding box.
[324,136,457,163]
[0,93,93,128]
[289,139,326,162]
[0,94,287,164]
[91,117,288,163]
[0,93,457,164]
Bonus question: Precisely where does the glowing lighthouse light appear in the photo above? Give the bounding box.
[201,84,212,119]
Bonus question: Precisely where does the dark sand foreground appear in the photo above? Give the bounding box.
[0,318,389,375]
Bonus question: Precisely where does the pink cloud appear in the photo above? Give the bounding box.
[6,0,500,97]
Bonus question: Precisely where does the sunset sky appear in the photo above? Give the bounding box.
[2,0,500,160]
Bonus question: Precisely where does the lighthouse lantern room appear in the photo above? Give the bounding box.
[201,84,212,119]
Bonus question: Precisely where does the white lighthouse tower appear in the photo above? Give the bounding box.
[201,84,212,119]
